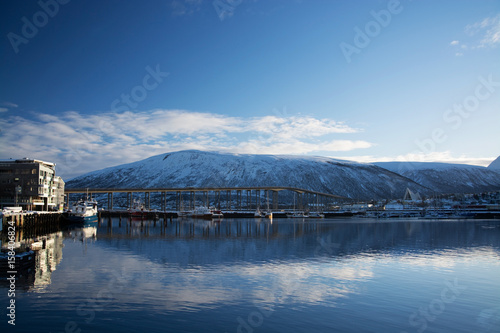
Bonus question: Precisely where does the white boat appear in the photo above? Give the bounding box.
[254,208,265,218]
[190,206,212,219]
[67,199,98,223]
[211,208,224,219]
[287,212,307,218]
[2,206,22,214]
[308,212,325,218]
[188,207,224,220]
[177,211,191,218]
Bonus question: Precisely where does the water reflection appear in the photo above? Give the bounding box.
[2,218,500,290]
[1,218,499,332]
[0,225,96,291]
[93,218,500,266]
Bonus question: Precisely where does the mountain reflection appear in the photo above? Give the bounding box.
[2,218,499,313]
[93,218,500,266]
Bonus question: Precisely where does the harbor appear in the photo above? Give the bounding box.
[1,164,499,333]
[1,157,499,333]
[2,190,500,233]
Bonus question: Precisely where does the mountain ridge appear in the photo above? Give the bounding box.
[375,160,500,194]
[66,150,431,200]
[66,150,500,199]
[488,156,500,169]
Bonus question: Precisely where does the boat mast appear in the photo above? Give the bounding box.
[266,190,270,212]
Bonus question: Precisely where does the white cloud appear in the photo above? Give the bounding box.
[464,13,500,48]
[0,101,19,112]
[450,14,500,55]
[449,40,468,55]
[245,115,357,140]
[465,15,497,35]
[231,139,372,155]
[340,151,494,167]
[0,109,370,178]
[1,102,18,108]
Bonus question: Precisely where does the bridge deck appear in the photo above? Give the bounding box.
[64,186,347,199]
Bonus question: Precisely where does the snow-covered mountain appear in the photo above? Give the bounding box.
[375,161,500,194]
[488,156,500,170]
[66,150,430,200]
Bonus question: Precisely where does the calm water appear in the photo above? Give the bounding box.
[2,218,500,333]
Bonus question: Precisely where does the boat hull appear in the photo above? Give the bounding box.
[66,214,98,224]
[184,207,224,220]
[190,213,216,220]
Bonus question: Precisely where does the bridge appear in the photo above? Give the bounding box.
[64,186,350,211]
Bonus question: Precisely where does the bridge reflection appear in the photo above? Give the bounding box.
[2,218,499,291]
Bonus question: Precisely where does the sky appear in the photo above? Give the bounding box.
[0,0,499,179]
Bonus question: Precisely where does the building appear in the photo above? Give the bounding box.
[0,158,65,211]
[403,187,422,202]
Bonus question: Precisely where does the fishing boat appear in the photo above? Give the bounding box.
[189,206,213,219]
[128,200,145,219]
[67,198,98,223]
[211,207,224,219]
[187,206,223,219]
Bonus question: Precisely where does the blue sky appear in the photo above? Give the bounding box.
[1,0,499,178]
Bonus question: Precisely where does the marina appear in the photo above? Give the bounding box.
[2,200,499,234]
[1,183,499,333]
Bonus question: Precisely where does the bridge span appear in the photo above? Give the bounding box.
[65,186,350,211]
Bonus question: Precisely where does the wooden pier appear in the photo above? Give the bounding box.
[1,211,64,238]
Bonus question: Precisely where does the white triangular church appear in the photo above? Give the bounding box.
[403,188,421,201]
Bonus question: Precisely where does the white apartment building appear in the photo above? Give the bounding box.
[0,158,65,211]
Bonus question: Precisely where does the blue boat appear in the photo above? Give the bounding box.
[67,199,98,223]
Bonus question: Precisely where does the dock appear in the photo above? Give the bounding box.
[1,211,65,240]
